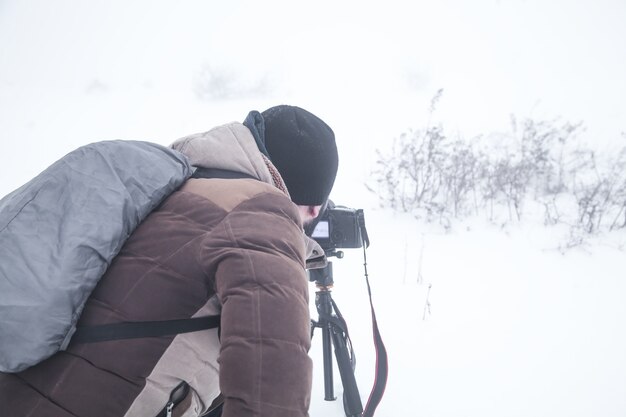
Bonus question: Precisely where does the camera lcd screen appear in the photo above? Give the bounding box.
[311,220,330,239]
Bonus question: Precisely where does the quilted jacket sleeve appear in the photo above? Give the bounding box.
[206,191,312,417]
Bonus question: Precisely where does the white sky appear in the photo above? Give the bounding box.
[2,0,626,199]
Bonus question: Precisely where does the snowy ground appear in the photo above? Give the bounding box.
[309,208,626,416]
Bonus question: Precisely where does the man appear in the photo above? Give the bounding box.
[0,105,338,417]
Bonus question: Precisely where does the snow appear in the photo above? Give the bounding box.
[310,212,626,416]
[2,1,626,416]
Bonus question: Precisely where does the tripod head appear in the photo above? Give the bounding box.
[309,261,334,288]
[308,248,345,288]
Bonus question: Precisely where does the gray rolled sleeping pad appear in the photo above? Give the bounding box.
[0,140,194,372]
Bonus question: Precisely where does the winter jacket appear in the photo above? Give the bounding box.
[0,122,324,417]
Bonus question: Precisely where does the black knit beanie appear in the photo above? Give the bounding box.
[261,105,338,206]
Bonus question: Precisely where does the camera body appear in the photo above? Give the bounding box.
[309,203,364,251]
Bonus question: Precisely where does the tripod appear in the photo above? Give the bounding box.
[310,258,363,417]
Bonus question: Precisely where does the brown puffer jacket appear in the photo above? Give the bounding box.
[0,122,323,417]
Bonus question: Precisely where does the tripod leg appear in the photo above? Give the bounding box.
[330,327,363,417]
[322,325,336,401]
[316,287,339,401]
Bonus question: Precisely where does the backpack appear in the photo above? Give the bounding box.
[0,140,194,372]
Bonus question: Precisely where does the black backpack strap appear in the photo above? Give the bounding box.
[202,397,224,417]
[72,315,221,344]
[192,167,257,180]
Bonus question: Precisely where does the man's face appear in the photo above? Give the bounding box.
[296,205,322,227]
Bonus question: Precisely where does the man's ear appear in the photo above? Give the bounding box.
[308,205,322,218]
[304,201,329,237]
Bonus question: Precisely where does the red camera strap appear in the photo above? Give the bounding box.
[361,245,388,417]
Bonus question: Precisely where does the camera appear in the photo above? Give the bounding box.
[306,201,366,251]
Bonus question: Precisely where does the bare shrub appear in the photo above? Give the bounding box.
[569,148,626,234]
[370,126,448,221]
[369,106,625,246]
